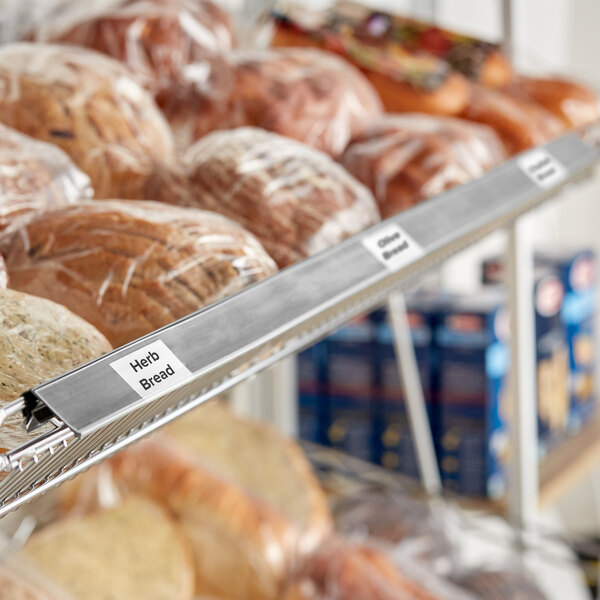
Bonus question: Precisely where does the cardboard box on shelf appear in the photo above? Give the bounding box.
[435,291,510,499]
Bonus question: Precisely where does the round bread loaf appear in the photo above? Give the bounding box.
[284,540,440,600]
[341,114,506,218]
[460,84,565,155]
[182,127,380,268]
[0,43,178,200]
[48,0,235,127]
[22,497,195,600]
[0,288,112,453]
[0,123,91,231]
[1,200,277,348]
[199,48,383,156]
[503,76,600,130]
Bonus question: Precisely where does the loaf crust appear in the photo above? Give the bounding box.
[0,123,91,231]
[182,127,380,267]
[0,43,177,200]
[341,114,506,218]
[23,497,195,600]
[48,0,235,128]
[285,540,441,600]
[502,76,600,130]
[0,288,112,453]
[67,437,299,600]
[200,48,383,156]
[1,200,277,348]
[460,84,565,155]
[166,402,332,554]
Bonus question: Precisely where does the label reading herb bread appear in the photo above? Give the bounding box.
[110,340,191,398]
[518,149,567,189]
[362,223,424,271]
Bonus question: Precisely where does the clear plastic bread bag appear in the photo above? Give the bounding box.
[36,0,237,148]
[341,114,507,218]
[0,123,92,232]
[0,42,182,201]
[0,199,278,349]
[182,127,381,268]
[56,422,310,600]
[191,47,384,155]
[283,537,480,600]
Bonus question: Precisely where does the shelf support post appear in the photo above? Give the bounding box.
[388,291,442,496]
[506,216,539,529]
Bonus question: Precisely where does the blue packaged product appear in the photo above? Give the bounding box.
[297,340,328,444]
[325,315,377,461]
[436,290,510,499]
[537,250,596,433]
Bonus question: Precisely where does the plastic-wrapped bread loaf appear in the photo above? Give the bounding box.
[341,114,507,218]
[502,76,600,130]
[0,288,112,453]
[284,540,442,600]
[0,123,91,231]
[60,402,333,600]
[45,0,235,132]
[0,43,179,200]
[460,84,565,155]
[199,48,383,156]
[21,497,195,600]
[0,200,277,348]
[182,127,381,268]
[0,568,68,600]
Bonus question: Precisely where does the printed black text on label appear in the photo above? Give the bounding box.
[362,224,425,271]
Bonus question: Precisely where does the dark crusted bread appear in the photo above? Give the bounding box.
[194,47,383,156]
[0,43,178,200]
[1,199,277,348]
[0,123,91,231]
[182,127,380,268]
[47,0,235,129]
[341,114,506,218]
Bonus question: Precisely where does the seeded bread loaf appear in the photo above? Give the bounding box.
[198,48,383,156]
[22,497,195,600]
[0,43,178,200]
[341,114,506,217]
[0,288,112,453]
[1,200,277,348]
[47,0,235,131]
[0,123,91,231]
[182,127,380,267]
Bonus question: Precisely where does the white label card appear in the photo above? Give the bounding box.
[362,223,425,272]
[517,149,567,189]
[110,340,192,398]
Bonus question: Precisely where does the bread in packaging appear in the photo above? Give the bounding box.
[0,200,277,348]
[0,43,178,200]
[45,0,236,133]
[502,76,600,130]
[341,113,506,218]
[0,254,7,289]
[22,497,195,600]
[182,127,380,268]
[460,84,565,155]
[284,540,441,600]
[166,401,332,554]
[64,435,299,600]
[60,402,332,599]
[0,288,112,453]
[0,568,65,600]
[0,123,92,231]
[202,47,383,156]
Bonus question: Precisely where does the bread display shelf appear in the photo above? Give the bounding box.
[0,130,598,517]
